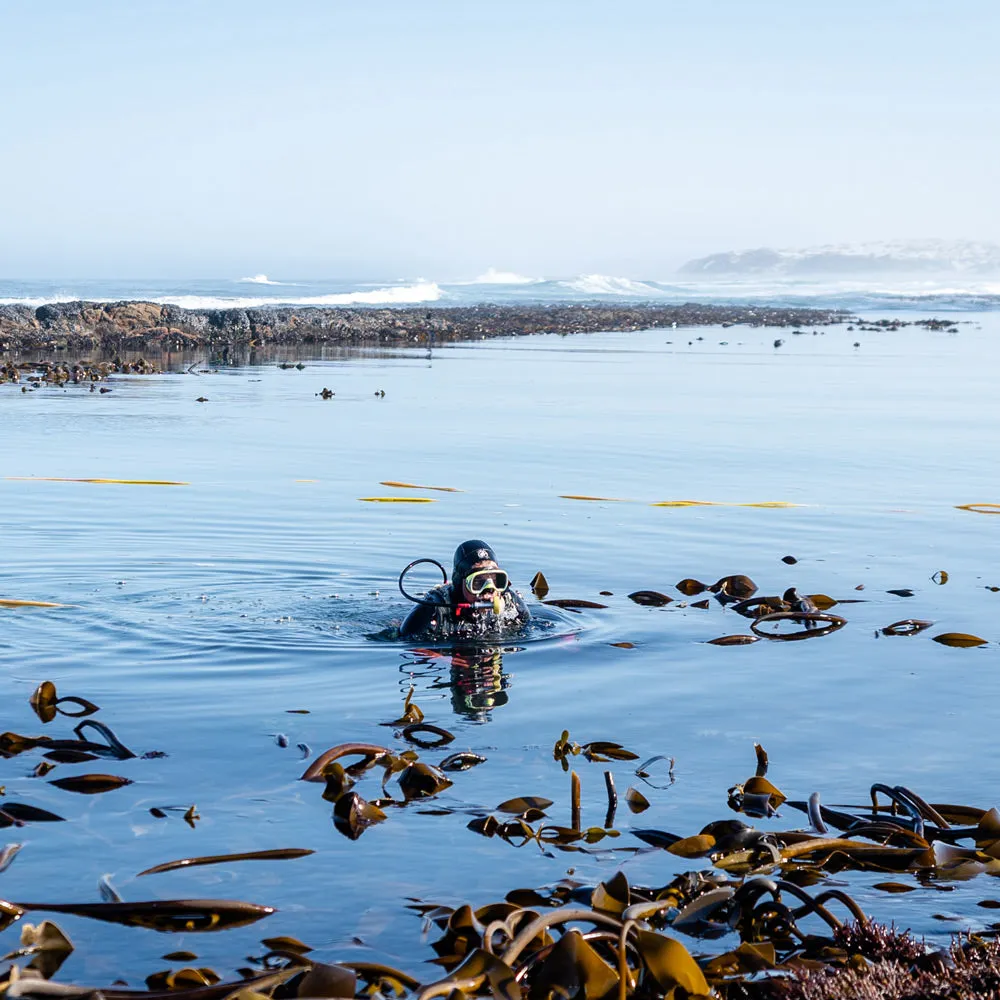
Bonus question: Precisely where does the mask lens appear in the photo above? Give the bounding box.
[467,570,508,594]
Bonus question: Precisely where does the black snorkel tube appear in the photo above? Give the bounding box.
[398,558,502,613]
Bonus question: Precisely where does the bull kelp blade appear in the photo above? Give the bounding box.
[706,635,760,645]
[421,947,522,1000]
[667,834,716,858]
[651,499,797,507]
[358,497,437,503]
[651,500,719,507]
[379,481,462,492]
[744,775,787,808]
[955,503,1000,514]
[137,849,314,877]
[635,930,710,996]
[530,572,549,599]
[12,899,275,931]
[295,961,357,1000]
[6,477,189,486]
[932,632,988,647]
[807,593,839,610]
[882,619,934,636]
[625,787,650,813]
[48,774,133,794]
[627,590,672,606]
[531,931,615,1000]
[21,918,74,979]
[559,495,627,502]
[0,599,68,609]
[1,803,66,822]
[541,598,608,609]
[497,796,553,815]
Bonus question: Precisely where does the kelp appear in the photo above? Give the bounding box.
[1,899,274,932]
[47,774,132,795]
[5,478,188,486]
[8,674,1000,1000]
[541,599,609,610]
[0,600,68,610]
[137,849,314,878]
[750,612,847,641]
[553,731,640,770]
[1,719,134,761]
[955,502,1000,514]
[559,495,628,502]
[30,682,99,724]
[881,618,933,636]
[626,592,672,607]
[932,632,988,647]
[357,497,437,503]
[379,482,462,492]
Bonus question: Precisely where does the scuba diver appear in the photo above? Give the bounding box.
[398,539,530,638]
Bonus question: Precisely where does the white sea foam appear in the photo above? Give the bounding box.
[561,274,665,296]
[0,282,443,310]
[149,281,443,310]
[469,267,541,285]
[238,274,284,285]
[0,296,74,307]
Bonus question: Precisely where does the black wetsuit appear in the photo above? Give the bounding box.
[399,583,530,639]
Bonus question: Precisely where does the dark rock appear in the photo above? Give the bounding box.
[0,301,856,355]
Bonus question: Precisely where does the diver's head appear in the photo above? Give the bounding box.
[452,539,508,603]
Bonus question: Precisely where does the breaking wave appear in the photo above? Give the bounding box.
[238,274,286,285]
[0,282,443,311]
[561,274,665,297]
[469,268,541,285]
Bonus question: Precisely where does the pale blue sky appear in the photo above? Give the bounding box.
[1,1,997,278]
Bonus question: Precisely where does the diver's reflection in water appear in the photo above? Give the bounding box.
[403,645,520,722]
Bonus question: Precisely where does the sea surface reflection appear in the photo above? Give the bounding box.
[2,315,999,985]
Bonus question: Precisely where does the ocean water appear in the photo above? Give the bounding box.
[1,311,999,986]
[1,271,999,313]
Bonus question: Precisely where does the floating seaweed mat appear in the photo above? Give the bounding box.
[380,481,462,492]
[650,500,800,508]
[0,598,69,609]
[358,497,437,503]
[955,503,1000,515]
[559,495,629,502]
[5,477,189,486]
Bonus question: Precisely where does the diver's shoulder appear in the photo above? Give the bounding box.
[506,587,531,620]
[426,583,453,603]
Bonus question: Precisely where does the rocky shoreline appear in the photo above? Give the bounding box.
[0,301,850,354]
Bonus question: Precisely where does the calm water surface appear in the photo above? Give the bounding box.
[1,315,999,984]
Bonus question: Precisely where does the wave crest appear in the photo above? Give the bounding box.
[238,274,284,285]
[561,274,664,296]
[0,282,442,311]
[470,267,541,285]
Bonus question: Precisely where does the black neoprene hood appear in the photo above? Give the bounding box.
[452,539,498,593]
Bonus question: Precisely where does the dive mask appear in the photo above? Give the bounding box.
[464,569,509,594]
